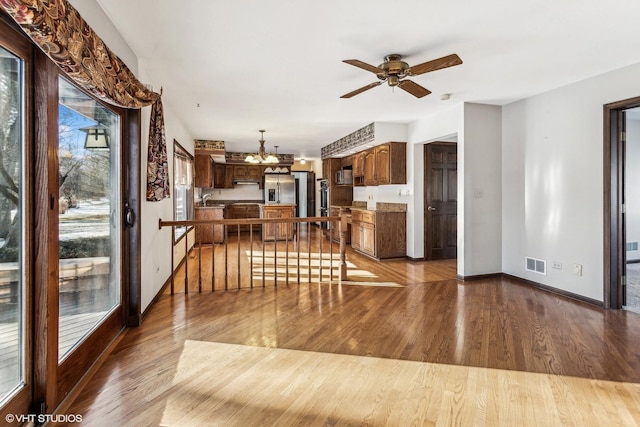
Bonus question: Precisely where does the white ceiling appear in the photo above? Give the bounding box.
[96,0,640,159]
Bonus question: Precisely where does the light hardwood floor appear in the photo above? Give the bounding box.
[60,231,640,426]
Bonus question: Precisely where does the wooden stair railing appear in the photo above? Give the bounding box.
[158,212,350,294]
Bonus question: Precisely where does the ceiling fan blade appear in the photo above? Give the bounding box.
[406,53,462,76]
[398,80,431,98]
[340,81,382,98]
[343,59,383,74]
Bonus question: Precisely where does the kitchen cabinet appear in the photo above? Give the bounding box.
[363,150,376,186]
[329,206,350,244]
[194,206,225,243]
[352,152,366,186]
[260,204,295,241]
[226,204,260,233]
[247,165,262,180]
[363,142,406,186]
[194,154,214,188]
[233,165,248,178]
[341,155,353,168]
[213,163,233,188]
[350,208,406,259]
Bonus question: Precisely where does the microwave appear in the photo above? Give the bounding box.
[335,169,353,185]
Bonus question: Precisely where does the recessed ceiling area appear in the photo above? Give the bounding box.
[92,0,640,158]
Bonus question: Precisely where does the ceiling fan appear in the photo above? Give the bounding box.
[340,53,462,99]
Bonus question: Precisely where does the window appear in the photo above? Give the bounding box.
[173,141,193,241]
[57,76,121,361]
[0,43,25,406]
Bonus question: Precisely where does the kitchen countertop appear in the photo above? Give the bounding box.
[344,202,407,212]
[195,204,225,208]
[258,203,296,207]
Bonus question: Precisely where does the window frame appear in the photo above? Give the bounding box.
[173,140,194,242]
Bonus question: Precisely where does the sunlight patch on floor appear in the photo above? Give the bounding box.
[160,340,640,426]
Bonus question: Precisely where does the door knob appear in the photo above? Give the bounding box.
[427,206,436,211]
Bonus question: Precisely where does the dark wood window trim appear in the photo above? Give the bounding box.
[0,12,34,422]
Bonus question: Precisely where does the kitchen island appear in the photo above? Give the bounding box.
[259,204,296,241]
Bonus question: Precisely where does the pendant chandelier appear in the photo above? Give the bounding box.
[245,130,279,164]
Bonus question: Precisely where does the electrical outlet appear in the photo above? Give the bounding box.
[552,262,562,270]
[573,264,582,276]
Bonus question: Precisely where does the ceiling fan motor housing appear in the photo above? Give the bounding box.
[378,54,409,83]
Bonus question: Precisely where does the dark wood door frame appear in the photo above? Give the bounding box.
[604,96,640,309]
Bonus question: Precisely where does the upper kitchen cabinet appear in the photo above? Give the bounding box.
[247,165,262,180]
[194,154,214,188]
[233,165,248,178]
[352,152,366,186]
[214,163,233,188]
[363,142,406,186]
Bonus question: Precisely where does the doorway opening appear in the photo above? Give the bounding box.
[622,107,640,313]
[604,97,640,311]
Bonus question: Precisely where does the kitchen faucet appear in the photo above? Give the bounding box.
[202,193,212,205]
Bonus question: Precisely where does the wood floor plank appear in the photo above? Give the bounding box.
[57,237,640,426]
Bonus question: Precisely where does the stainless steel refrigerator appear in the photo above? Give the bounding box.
[264,174,295,204]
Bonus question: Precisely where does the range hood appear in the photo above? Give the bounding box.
[233,178,260,185]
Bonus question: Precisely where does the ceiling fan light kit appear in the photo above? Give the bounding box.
[341,53,462,99]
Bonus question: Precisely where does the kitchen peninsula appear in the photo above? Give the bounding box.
[345,202,407,260]
[259,204,296,241]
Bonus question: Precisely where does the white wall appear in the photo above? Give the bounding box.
[502,61,640,302]
[138,85,194,311]
[461,103,502,276]
[626,119,640,261]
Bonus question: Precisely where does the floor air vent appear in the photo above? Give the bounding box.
[525,257,546,275]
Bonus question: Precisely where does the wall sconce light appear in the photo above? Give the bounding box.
[80,125,110,150]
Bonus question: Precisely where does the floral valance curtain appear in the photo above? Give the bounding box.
[0,0,159,108]
[0,0,171,201]
[147,98,170,201]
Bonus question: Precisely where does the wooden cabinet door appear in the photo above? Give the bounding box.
[194,154,213,187]
[262,209,279,241]
[363,150,376,186]
[351,222,361,250]
[213,163,225,188]
[276,208,294,240]
[233,165,248,178]
[195,212,213,243]
[375,145,390,185]
[247,165,261,180]
[361,222,376,256]
[353,152,365,176]
[224,166,235,188]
